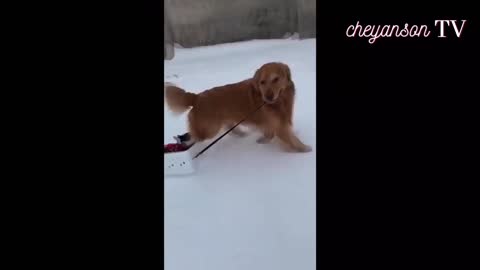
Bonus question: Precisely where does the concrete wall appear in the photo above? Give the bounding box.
[164,0,316,59]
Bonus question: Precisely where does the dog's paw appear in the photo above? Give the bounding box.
[299,145,312,153]
[256,137,272,144]
[230,129,247,137]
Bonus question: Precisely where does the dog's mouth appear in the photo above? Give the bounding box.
[263,97,277,104]
[263,94,278,104]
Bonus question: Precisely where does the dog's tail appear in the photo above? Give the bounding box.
[164,82,197,114]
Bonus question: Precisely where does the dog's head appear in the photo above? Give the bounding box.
[253,62,292,104]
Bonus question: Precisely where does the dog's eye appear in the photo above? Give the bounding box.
[272,77,279,83]
[260,80,266,85]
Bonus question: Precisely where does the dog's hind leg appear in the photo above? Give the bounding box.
[257,129,274,144]
[188,114,222,143]
[227,124,248,137]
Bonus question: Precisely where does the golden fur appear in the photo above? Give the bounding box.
[165,62,311,152]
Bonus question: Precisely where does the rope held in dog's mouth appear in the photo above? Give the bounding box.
[193,102,266,159]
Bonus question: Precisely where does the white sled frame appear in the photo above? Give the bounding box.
[164,146,196,176]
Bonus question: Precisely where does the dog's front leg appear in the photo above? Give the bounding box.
[276,127,312,153]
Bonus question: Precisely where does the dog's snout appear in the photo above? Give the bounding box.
[265,92,274,101]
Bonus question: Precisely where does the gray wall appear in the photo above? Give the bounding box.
[164,0,316,59]
[164,3,175,60]
[296,0,316,38]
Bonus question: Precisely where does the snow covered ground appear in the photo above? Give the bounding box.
[164,38,316,270]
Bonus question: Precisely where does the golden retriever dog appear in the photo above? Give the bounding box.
[165,62,311,153]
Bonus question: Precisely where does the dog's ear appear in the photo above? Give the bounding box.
[280,63,292,82]
[253,68,259,80]
[253,68,262,89]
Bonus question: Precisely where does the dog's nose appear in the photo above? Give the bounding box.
[265,92,274,101]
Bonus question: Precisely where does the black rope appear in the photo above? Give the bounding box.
[193,102,266,159]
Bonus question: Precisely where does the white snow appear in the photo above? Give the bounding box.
[164,38,316,270]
